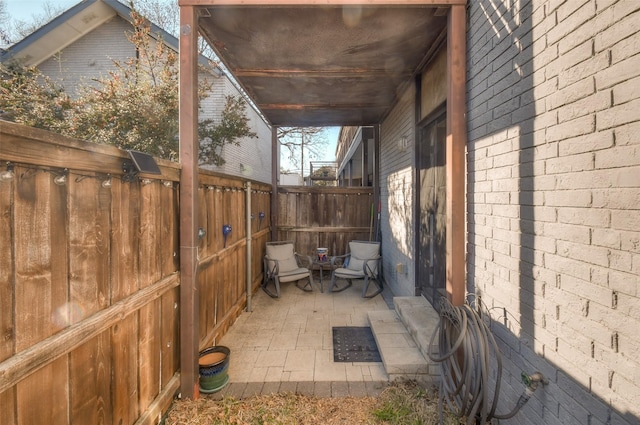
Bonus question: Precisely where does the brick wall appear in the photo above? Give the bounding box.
[467,1,640,424]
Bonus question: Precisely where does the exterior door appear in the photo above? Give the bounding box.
[417,112,447,308]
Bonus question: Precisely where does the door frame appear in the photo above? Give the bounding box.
[414,103,447,304]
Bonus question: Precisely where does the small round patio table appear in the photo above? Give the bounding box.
[312,259,334,293]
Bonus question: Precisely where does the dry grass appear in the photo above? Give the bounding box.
[164,380,463,425]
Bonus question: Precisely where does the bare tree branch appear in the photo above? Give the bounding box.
[277,127,328,175]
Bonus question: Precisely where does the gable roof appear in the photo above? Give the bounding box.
[1,0,220,76]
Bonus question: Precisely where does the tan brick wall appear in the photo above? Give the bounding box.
[467,1,640,424]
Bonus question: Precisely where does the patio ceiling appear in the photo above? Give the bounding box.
[177,0,468,400]
[194,3,450,127]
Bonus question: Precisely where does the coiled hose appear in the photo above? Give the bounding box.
[428,298,539,424]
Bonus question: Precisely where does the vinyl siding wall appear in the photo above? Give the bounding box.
[379,84,417,297]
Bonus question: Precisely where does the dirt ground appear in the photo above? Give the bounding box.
[164,380,464,425]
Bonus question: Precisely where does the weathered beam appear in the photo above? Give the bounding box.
[414,27,447,75]
[446,3,466,307]
[276,226,371,233]
[179,4,200,400]
[278,186,373,194]
[234,69,404,78]
[260,103,387,110]
[0,274,179,395]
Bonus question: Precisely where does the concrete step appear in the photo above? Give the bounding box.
[368,297,441,386]
[393,296,441,362]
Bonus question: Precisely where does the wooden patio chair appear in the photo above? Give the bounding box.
[262,241,313,298]
[329,240,382,298]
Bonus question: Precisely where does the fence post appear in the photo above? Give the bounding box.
[246,181,252,312]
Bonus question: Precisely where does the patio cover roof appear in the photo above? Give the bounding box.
[177,0,467,400]
[186,0,463,127]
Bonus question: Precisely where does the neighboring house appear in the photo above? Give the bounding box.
[336,126,375,187]
[0,0,272,183]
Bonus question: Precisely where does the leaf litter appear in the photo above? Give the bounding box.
[164,380,464,425]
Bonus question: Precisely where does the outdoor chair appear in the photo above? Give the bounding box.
[329,241,382,298]
[262,241,313,298]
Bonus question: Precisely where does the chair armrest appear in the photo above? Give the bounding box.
[362,256,381,275]
[330,253,350,268]
[264,254,280,274]
[295,252,312,269]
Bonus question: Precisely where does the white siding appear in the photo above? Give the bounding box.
[199,77,272,183]
[38,17,135,97]
[379,85,416,297]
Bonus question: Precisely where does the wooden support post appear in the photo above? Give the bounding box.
[446,4,466,307]
[373,125,381,240]
[179,4,200,399]
[271,126,278,241]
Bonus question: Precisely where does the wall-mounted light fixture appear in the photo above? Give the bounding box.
[122,150,161,183]
[258,211,265,229]
[397,135,410,152]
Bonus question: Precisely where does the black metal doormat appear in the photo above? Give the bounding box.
[332,326,382,362]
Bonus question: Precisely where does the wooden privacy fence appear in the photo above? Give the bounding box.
[196,173,271,348]
[0,121,270,425]
[276,185,375,258]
